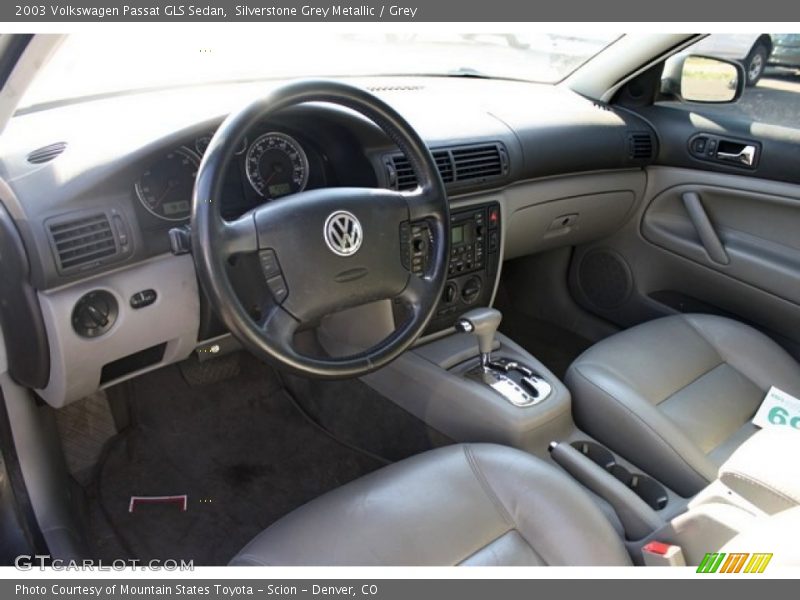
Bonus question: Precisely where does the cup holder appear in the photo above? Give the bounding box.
[571,441,668,510]
[571,441,615,469]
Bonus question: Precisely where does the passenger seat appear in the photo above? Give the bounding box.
[566,314,800,496]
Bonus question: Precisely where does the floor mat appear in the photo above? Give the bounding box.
[498,308,592,380]
[90,353,383,565]
[56,390,117,486]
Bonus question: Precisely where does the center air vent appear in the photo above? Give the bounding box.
[27,142,68,164]
[386,142,508,191]
[627,132,656,160]
[46,212,126,274]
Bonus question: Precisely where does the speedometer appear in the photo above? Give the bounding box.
[134,147,199,221]
[245,132,309,199]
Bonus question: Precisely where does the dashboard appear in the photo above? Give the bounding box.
[0,76,657,408]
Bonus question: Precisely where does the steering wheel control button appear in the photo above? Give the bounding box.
[258,249,281,279]
[324,210,362,256]
[266,275,289,304]
[407,222,433,276]
[399,222,411,269]
[130,289,157,309]
[72,290,118,338]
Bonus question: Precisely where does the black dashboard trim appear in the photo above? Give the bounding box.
[0,35,32,90]
[0,196,50,389]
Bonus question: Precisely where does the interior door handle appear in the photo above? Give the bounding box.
[681,192,730,265]
[717,145,756,167]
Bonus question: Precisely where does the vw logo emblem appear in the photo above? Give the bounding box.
[324,211,363,256]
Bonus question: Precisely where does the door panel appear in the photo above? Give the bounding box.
[569,166,800,360]
[642,182,800,306]
[569,38,800,358]
[633,105,800,186]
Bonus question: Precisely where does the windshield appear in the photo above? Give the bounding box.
[20,31,621,108]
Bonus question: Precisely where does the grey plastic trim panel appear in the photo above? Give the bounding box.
[550,442,664,541]
[502,171,645,260]
[35,253,200,408]
[680,191,729,265]
[642,181,800,306]
[418,171,645,346]
[570,166,800,357]
[1,371,86,559]
[364,331,573,457]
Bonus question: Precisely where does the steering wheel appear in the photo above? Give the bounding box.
[191,80,449,379]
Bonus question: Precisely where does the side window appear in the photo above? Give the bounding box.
[658,34,800,129]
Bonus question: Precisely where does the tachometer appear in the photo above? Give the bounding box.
[134,147,199,221]
[245,132,309,199]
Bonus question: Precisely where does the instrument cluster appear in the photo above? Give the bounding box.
[134,128,319,223]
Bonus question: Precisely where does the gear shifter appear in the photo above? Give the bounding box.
[455,307,552,407]
[455,307,502,369]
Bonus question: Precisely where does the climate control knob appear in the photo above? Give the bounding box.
[461,276,482,305]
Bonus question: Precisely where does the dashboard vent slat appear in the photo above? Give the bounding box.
[627,132,655,160]
[27,142,67,164]
[387,142,507,191]
[47,213,118,272]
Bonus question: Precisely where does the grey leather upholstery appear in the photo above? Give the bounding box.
[719,428,800,514]
[230,444,631,566]
[566,314,800,497]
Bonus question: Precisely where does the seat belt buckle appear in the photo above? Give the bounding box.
[642,541,686,566]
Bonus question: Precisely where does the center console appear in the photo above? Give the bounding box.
[361,301,687,546]
[424,202,502,333]
[362,310,574,456]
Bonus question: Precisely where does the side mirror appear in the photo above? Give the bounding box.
[661,54,745,104]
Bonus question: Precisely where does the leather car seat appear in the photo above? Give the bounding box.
[566,314,800,496]
[230,443,631,566]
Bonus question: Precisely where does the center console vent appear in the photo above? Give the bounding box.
[389,150,453,190]
[452,144,505,180]
[45,209,132,275]
[385,142,509,191]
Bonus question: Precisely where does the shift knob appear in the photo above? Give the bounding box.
[455,307,502,359]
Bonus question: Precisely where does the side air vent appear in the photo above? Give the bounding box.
[27,142,67,164]
[46,212,122,273]
[385,142,508,191]
[627,132,655,160]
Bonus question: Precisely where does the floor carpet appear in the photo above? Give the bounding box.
[88,353,383,565]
